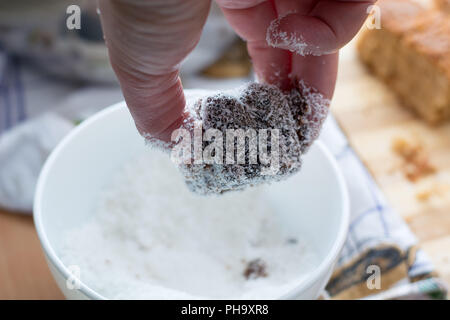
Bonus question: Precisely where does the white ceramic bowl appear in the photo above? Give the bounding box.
[34,100,349,300]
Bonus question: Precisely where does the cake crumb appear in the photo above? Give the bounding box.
[244,259,268,280]
[416,189,433,202]
[416,183,450,202]
[391,137,436,182]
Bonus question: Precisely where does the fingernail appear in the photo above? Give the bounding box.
[266,14,318,56]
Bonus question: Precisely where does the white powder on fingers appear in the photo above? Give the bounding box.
[143,133,172,153]
[266,14,323,57]
[60,149,320,300]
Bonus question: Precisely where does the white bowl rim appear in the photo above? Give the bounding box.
[34,102,350,300]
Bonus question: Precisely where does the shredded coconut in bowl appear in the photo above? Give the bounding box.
[60,149,320,300]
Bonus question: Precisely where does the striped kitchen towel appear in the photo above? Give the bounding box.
[0,52,26,134]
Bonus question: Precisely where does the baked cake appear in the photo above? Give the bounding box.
[435,0,450,12]
[358,0,450,124]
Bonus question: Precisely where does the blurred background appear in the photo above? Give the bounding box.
[0,0,250,133]
[0,0,449,300]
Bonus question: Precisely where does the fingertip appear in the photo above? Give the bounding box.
[266,12,337,57]
[120,73,188,143]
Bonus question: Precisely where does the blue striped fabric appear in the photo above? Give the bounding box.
[0,51,26,135]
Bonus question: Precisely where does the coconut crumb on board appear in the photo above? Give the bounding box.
[416,182,450,202]
[416,189,434,202]
[391,137,436,182]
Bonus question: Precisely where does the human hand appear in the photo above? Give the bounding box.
[216,0,376,98]
[99,0,375,143]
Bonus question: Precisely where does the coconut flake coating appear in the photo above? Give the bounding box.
[175,82,329,195]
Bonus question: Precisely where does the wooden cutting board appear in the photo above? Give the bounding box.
[332,40,450,285]
[0,210,64,299]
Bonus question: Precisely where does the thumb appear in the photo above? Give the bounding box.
[98,0,211,142]
[266,0,375,56]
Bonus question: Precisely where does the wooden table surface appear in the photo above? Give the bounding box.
[0,41,449,300]
[0,209,63,299]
